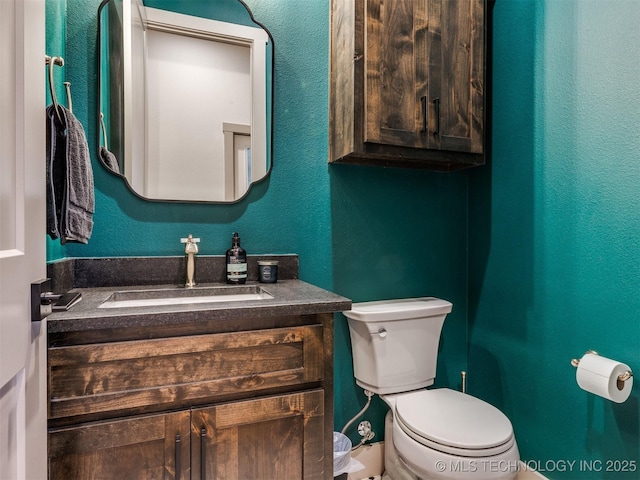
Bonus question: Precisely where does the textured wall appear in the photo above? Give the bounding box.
[52,0,469,442]
[469,1,640,477]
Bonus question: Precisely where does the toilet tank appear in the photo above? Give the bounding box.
[344,297,453,395]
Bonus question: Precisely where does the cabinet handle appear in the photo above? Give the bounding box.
[420,96,427,132]
[433,97,441,135]
[175,434,181,480]
[201,427,207,478]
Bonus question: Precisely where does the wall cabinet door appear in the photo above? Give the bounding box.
[330,0,486,170]
[364,0,429,149]
[192,390,325,480]
[425,0,485,155]
[48,411,191,480]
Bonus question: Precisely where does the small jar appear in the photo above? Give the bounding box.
[258,260,279,283]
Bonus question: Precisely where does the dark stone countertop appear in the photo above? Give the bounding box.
[46,280,352,333]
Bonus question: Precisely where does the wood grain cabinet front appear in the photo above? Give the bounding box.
[48,391,325,480]
[48,410,191,480]
[48,314,334,479]
[330,0,487,170]
[192,390,325,480]
[49,325,324,420]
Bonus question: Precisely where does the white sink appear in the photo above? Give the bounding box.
[99,285,273,309]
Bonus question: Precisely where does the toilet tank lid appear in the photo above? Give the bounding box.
[343,297,452,322]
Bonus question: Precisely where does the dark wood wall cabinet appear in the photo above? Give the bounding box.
[47,309,340,479]
[330,0,487,171]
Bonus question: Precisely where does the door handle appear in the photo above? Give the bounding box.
[175,434,181,480]
[201,427,207,478]
[30,278,82,321]
[30,278,55,321]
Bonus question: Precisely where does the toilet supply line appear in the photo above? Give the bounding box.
[341,389,376,451]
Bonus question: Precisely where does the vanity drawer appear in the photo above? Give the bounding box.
[48,325,324,420]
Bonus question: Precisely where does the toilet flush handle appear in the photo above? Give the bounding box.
[372,327,387,338]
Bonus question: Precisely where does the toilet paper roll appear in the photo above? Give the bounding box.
[576,353,633,403]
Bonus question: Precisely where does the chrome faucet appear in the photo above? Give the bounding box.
[180,234,200,287]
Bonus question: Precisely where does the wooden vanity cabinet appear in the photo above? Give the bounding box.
[48,313,334,479]
[330,0,487,170]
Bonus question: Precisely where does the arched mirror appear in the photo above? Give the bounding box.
[98,0,273,203]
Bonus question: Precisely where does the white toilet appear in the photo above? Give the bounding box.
[344,297,520,480]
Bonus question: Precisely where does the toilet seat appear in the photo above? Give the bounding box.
[393,388,515,457]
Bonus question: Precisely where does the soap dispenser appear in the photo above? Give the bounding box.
[226,232,247,284]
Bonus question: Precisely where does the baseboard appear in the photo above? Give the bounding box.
[345,443,548,480]
[517,463,549,480]
[347,442,384,480]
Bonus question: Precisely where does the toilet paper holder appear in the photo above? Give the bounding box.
[571,350,634,390]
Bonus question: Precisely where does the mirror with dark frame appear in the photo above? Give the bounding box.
[98,0,273,203]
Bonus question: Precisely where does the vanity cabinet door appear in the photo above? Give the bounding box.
[330,0,486,170]
[192,390,326,480]
[48,410,191,480]
[49,324,324,421]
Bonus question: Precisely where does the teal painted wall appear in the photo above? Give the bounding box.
[50,0,469,443]
[469,0,640,478]
[48,0,640,474]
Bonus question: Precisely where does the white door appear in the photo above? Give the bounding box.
[234,133,252,199]
[0,0,47,478]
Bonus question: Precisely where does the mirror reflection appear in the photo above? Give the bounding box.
[98,0,273,203]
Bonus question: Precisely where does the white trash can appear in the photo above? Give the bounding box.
[333,431,352,477]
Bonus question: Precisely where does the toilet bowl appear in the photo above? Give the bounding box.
[382,389,519,480]
[344,297,520,480]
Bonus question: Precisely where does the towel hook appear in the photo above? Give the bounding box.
[99,112,108,150]
[45,55,64,125]
[63,82,73,114]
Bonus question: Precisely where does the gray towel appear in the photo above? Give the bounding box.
[46,105,94,244]
[99,146,120,174]
[46,106,63,239]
